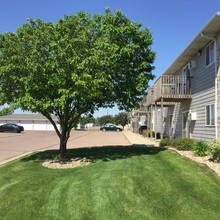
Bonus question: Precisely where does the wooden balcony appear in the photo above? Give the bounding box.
[145,75,191,106]
[133,106,149,115]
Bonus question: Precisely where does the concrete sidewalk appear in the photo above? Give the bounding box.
[122,130,159,146]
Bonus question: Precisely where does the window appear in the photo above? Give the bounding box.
[206,41,215,66]
[206,104,215,126]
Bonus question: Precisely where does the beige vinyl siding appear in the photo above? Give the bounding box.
[163,103,183,139]
[216,33,220,139]
[171,100,191,138]
[153,107,168,134]
[163,44,216,141]
[191,47,215,95]
[189,43,216,141]
[164,106,174,136]
[190,88,215,141]
[172,103,182,138]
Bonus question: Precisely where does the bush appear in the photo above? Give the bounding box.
[142,130,156,138]
[193,140,209,156]
[171,138,195,151]
[208,139,220,163]
[159,138,171,147]
[142,129,151,137]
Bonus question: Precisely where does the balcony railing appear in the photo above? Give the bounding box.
[145,75,191,106]
[133,106,148,115]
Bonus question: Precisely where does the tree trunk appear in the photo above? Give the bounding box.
[43,112,73,160]
[59,133,68,161]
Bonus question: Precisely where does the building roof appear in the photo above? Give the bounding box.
[0,114,58,122]
[164,12,220,75]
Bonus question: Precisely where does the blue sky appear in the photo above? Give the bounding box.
[1,0,220,117]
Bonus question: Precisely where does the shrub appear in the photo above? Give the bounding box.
[171,138,195,151]
[159,138,171,147]
[142,130,156,138]
[193,140,209,156]
[142,129,151,137]
[208,139,220,163]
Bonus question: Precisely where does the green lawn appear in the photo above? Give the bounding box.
[0,146,220,220]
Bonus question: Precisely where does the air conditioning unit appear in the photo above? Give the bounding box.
[189,112,197,120]
[188,60,197,70]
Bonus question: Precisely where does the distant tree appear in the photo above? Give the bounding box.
[0,9,155,159]
[114,112,128,128]
[98,115,114,125]
[80,115,95,125]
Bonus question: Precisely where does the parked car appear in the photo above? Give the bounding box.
[0,123,24,133]
[100,124,123,132]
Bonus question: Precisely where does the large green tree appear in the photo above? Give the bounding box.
[114,112,128,128]
[0,9,155,159]
[98,115,114,126]
[0,106,14,116]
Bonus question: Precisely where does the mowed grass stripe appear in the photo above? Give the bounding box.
[0,146,220,220]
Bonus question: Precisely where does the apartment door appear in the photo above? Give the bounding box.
[182,111,190,138]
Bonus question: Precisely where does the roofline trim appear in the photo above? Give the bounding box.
[163,12,220,75]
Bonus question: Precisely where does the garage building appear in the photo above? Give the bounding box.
[0,114,60,131]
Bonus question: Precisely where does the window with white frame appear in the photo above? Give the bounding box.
[206,104,215,126]
[206,41,215,66]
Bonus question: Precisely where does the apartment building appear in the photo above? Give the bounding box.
[132,13,220,141]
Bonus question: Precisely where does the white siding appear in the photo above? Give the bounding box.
[21,120,33,130]
[0,119,59,131]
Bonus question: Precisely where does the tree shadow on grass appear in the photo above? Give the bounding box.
[21,145,166,163]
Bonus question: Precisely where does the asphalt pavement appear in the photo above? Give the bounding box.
[0,130,159,165]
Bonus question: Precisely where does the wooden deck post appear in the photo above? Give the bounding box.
[147,107,150,137]
[161,98,164,140]
[155,103,157,139]
[150,104,153,138]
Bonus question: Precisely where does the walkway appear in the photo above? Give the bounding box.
[122,130,159,146]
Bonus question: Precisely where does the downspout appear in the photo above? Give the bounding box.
[201,33,218,138]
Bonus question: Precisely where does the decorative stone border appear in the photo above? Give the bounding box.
[168,147,220,177]
[42,157,91,169]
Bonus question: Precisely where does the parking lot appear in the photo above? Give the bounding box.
[0,130,131,164]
